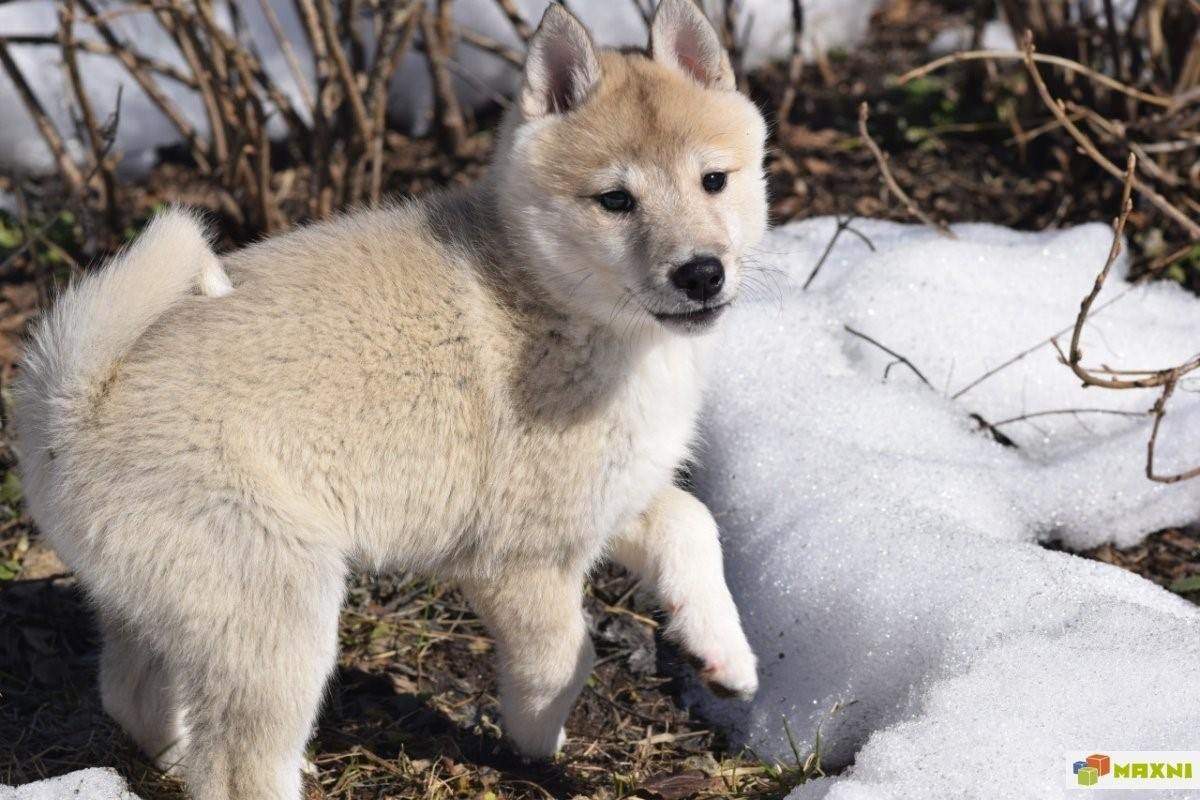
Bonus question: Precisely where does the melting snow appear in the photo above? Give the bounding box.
[693,218,1200,799]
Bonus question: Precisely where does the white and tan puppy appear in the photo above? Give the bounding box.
[14,2,767,797]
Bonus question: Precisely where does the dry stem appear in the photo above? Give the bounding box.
[898,50,1175,108]
[0,40,84,192]
[1049,153,1200,483]
[857,103,956,239]
[1020,33,1200,239]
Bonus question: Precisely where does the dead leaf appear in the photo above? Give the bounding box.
[637,769,717,800]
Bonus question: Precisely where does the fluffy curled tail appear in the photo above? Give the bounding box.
[13,207,230,471]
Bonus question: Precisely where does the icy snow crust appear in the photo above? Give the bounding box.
[1,768,141,799]
[694,219,1200,799]
[0,0,880,174]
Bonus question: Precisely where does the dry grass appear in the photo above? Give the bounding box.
[0,535,819,799]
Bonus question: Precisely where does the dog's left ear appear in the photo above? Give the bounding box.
[650,0,735,91]
[520,4,601,119]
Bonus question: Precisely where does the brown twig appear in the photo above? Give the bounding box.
[256,0,315,110]
[802,216,875,290]
[364,1,423,205]
[857,103,956,239]
[776,0,805,127]
[59,0,121,228]
[315,0,373,145]
[424,0,467,156]
[898,49,1175,108]
[0,35,198,87]
[72,0,212,173]
[843,325,934,389]
[492,0,532,42]
[990,407,1148,427]
[1021,32,1200,239]
[1047,153,1200,483]
[0,40,84,192]
[721,0,744,88]
[458,28,525,68]
[1147,378,1200,483]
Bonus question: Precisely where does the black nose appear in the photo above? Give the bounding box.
[670,256,725,302]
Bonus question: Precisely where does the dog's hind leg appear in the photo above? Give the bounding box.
[463,564,594,759]
[174,536,347,800]
[98,614,188,772]
[610,485,758,700]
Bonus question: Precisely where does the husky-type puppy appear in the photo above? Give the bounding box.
[14,2,767,797]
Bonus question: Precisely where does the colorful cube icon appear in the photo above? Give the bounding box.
[1078,767,1099,786]
[1087,754,1111,776]
[1073,761,1087,774]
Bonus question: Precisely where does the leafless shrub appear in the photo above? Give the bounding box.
[0,0,544,233]
[1051,154,1200,483]
[898,2,1200,250]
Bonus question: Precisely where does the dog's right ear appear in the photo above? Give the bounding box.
[650,0,735,91]
[519,4,601,120]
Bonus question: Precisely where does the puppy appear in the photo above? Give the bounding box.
[14,2,767,797]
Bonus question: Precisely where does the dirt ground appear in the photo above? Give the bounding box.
[1,1,1197,798]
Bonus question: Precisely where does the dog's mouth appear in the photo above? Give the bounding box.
[651,302,730,332]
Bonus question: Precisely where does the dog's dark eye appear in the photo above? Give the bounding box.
[702,172,727,193]
[597,190,635,213]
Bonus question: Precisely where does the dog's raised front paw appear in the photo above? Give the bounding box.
[671,601,758,701]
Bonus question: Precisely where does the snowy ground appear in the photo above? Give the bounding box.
[0,768,141,799]
[693,218,1200,799]
[0,0,880,174]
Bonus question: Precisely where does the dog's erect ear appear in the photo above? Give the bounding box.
[650,0,735,91]
[520,4,601,119]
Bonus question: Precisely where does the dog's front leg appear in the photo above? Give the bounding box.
[462,564,594,759]
[611,486,758,700]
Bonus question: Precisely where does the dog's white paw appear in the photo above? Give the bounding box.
[670,600,758,701]
[506,720,566,761]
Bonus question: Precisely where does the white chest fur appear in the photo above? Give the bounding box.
[585,334,709,549]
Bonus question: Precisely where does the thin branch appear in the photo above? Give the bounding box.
[1147,378,1200,483]
[423,0,467,155]
[256,0,315,110]
[0,39,84,192]
[60,0,121,227]
[365,1,422,205]
[458,28,524,68]
[777,0,805,126]
[315,0,373,144]
[0,34,197,87]
[803,216,874,290]
[898,49,1175,108]
[990,408,1148,427]
[1041,152,1200,483]
[844,325,934,389]
[858,103,956,239]
[1021,32,1200,239]
[72,0,212,172]
[1051,155,1200,391]
[492,0,532,42]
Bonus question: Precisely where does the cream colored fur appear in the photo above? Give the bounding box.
[13,2,767,797]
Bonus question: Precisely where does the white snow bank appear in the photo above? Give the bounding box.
[0,0,880,175]
[692,219,1200,799]
[1,769,141,799]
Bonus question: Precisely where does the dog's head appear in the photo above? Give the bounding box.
[493,0,769,335]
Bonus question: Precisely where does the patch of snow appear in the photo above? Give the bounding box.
[2,769,141,800]
[0,0,881,174]
[928,20,1017,56]
[692,219,1200,798]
